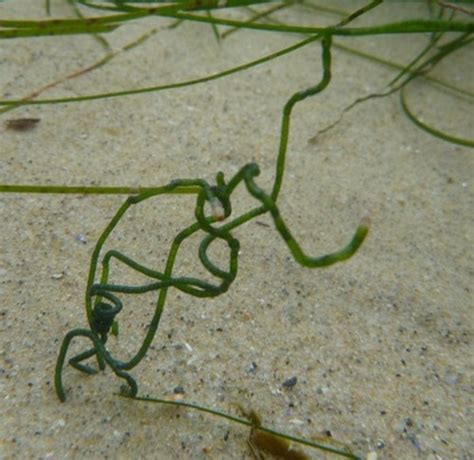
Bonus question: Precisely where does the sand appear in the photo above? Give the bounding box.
[0,1,473,459]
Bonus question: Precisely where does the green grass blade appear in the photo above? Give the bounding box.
[400,86,474,148]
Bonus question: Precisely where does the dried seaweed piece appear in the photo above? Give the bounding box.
[5,118,40,132]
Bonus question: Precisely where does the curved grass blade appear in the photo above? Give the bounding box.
[0,34,322,107]
[400,86,474,148]
[0,0,384,108]
[0,184,201,195]
[0,26,159,115]
[0,23,118,39]
[122,394,361,459]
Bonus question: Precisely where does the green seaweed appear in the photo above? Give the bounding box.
[124,396,360,459]
[52,33,368,402]
[48,32,366,457]
[2,1,471,145]
[1,1,472,458]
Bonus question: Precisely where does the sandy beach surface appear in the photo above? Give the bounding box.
[0,1,472,459]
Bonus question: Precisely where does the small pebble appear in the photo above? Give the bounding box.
[75,234,87,244]
[282,376,297,388]
[49,419,65,434]
[289,418,304,425]
[246,362,257,374]
[173,386,185,395]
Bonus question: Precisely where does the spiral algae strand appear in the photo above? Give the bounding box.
[51,35,368,403]
[0,19,369,460]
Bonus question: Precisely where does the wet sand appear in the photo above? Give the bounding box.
[1,2,473,459]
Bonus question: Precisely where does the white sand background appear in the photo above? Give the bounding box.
[0,1,473,459]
